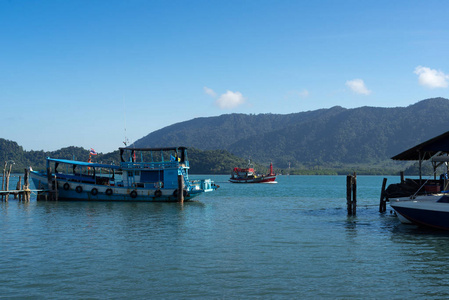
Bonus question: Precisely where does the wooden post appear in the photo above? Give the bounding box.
[400,171,404,184]
[37,180,46,201]
[346,175,352,215]
[379,178,388,213]
[47,167,53,201]
[24,169,30,202]
[53,175,58,201]
[177,174,184,202]
[1,161,5,201]
[15,176,22,200]
[4,163,12,202]
[347,173,357,216]
[352,172,357,215]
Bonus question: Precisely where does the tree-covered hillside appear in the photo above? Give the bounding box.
[133,98,449,168]
[2,98,447,175]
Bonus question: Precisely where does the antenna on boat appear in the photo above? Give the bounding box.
[123,100,129,147]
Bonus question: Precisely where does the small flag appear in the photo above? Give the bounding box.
[90,148,98,155]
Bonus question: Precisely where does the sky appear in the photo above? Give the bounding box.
[1,0,449,153]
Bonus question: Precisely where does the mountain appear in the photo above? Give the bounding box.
[2,98,448,175]
[133,97,449,168]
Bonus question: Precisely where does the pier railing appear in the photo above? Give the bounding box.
[120,161,189,169]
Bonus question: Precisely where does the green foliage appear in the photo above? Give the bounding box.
[133,98,449,169]
[0,139,260,175]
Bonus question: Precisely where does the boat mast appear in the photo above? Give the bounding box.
[123,99,129,147]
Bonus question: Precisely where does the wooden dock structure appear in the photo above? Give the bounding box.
[1,163,32,202]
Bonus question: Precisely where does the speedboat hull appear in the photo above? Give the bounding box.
[390,195,449,230]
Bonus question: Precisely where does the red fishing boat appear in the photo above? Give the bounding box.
[229,161,276,183]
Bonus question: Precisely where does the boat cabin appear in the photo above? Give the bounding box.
[118,147,190,189]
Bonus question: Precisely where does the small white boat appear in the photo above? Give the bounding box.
[389,194,445,224]
[390,194,449,230]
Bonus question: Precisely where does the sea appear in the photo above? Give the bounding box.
[2,174,449,299]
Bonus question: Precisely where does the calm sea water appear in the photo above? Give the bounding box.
[2,175,449,299]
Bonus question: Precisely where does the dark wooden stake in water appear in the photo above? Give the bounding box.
[177,174,184,202]
[347,173,357,215]
[14,175,21,199]
[379,178,388,213]
[1,162,13,202]
[23,168,30,201]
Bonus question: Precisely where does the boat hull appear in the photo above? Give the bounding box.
[229,175,276,184]
[31,171,205,202]
[390,196,449,230]
[389,194,444,224]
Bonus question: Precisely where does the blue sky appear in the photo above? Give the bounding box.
[1,0,448,153]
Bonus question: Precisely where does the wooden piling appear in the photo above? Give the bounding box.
[177,174,184,202]
[15,176,21,200]
[352,172,357,215]
[24,169,30,201]
[346,173,357,216]
[4,163,12,202]
[51,175,58,201]
[1,161,5,201]
[379,178,388,213]
[346,175,352,215]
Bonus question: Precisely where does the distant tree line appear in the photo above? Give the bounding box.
[0,138,429,176]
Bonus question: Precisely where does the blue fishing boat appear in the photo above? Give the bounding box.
[30,147,218,202]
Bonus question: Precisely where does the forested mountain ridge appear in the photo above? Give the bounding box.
[134,106,347,150]
[134,97,449,168]
[2,98,448,175]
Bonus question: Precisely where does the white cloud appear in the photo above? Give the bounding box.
[203,86,216,97]
[414,66,449,88]
[345,79,371,95]
[215,90,246,109]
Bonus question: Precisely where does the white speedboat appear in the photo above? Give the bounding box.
[390,194,449,230]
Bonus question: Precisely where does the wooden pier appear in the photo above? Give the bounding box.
[1,163,32,202]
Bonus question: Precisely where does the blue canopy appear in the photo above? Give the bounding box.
[47,158,121,169]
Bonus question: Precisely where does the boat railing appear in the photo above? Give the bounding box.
[120,161,189,169]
